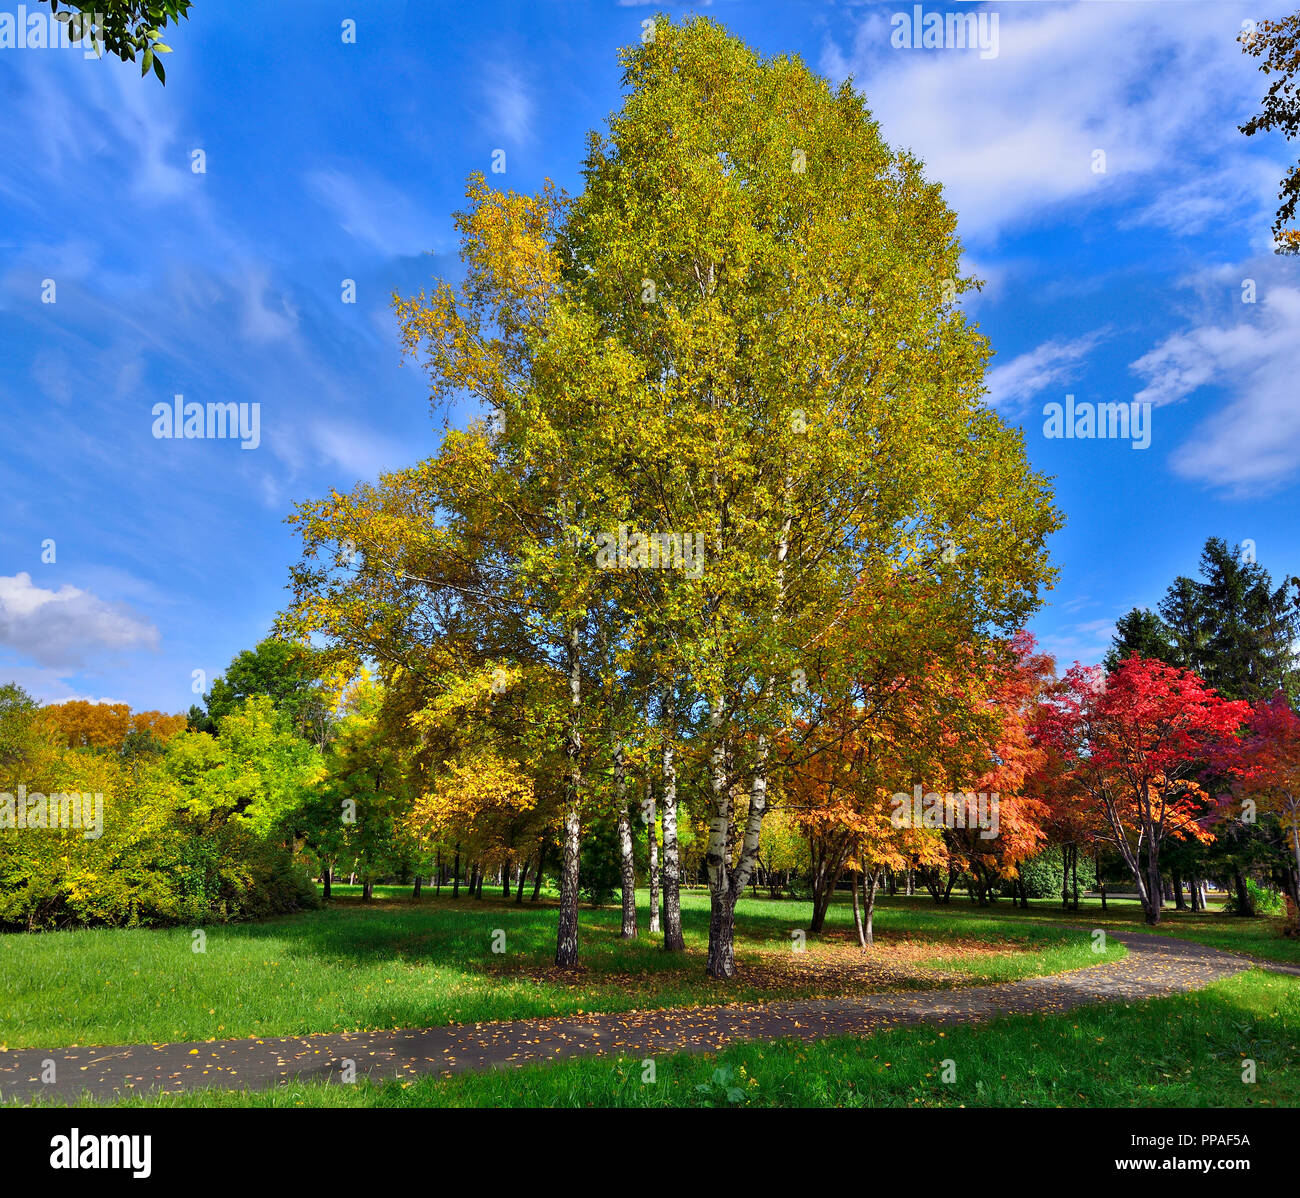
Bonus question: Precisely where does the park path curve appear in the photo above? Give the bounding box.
[0,930,1259,1103]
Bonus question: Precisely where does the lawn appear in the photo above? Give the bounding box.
[59,968,1300,1109]
[936,893,1300,966]
[1,887,1124,1050]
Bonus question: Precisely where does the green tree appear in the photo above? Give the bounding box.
[1110,539,1299,703]
[561,17,1058,976]
[198,639,334,747]
[1104,607,1174,671]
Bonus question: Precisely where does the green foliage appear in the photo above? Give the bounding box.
[42,0,191,82]
[197,639,334,746]
[579,814,622,906]
[694,1063,752,1106]
[308,689,415,889]
[1005,848,1097,900]
[1225,878,1286,917]
[0,686,318,931]
[1107,537,1299,703]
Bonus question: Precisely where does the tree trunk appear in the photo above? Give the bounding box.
[453,844,461,899]
[515,859,528,903]
[362,879,373,902]
[704,697,735,978]
[435,850,441,897]
[532,841,545,901]
[1172,869,1186,910]
[554,622,583,969]
[1233,868,1255,917]
[503,856,512,899]
[413,875,422,900]
[646,772,660,935]
[851,867,865,948]
[616,744,637,938]
[322,864,332,902]
[660,690,685,952]
[705,889,736,978]
[1144,852,1163,925]
[863,868,880,946]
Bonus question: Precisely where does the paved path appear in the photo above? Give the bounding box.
[0,931,1264,1103]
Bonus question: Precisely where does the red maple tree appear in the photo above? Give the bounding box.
[1039,655,1249,925]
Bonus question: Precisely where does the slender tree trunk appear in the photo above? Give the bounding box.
[435,850,441,897]
[322,864,332,902]
[515,859,528,903]
[863,868,880,946]
[503,855,512,899]
[413,875,422,900]
[362,879,373,902]
[851,867,865,948]
[1144,851,1163,925]
[1172,869,1186,910]
[646,771,660,935]
[555,622,583,968]
[1287,820,1300,929]
[616,744,637,938]
[532,841,545,901]
[453,844,461,899]
[705,697,735,978]
[660,690,684,952]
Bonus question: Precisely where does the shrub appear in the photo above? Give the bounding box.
[1225,877,1286,917]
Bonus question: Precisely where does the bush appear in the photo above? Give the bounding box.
[1225,877,1286,917]
[0,692,321,931]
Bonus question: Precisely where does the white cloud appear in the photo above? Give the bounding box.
[1131,284,1300,494]
[1039,617,1116,671]
[821,1,1265,243]
[984,330,1107,413]
[482,65,533,144]
[307,420,412,480]
[238,264,299,344]
[0,573,159,668]
[305,168,440,259]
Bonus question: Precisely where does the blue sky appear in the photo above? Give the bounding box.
[1,0,1297,712]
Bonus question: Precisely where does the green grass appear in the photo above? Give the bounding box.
[937,893,1300,966]
[1,888,1123,1050]
[63,969,1300,1108]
